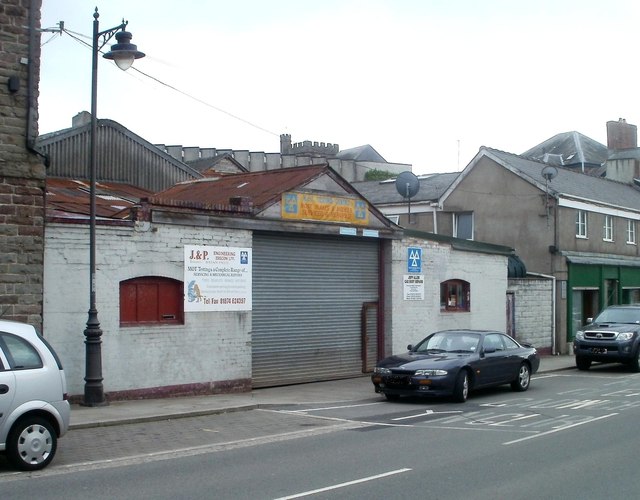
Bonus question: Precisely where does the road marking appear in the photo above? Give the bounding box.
[273,468,412,499]
[502,413,618,445]
[555,399,605,409]
[392,410,462,421]
[285,402,384,413]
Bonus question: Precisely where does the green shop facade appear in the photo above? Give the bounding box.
[567,253,640,341]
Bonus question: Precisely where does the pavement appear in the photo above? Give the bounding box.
[69,354,577,430]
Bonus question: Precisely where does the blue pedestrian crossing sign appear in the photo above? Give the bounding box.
[407,247,422,273]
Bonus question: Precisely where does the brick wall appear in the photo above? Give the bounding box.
[43,222,253,398]
[508,278,554,351]
[388,237,509,355]
[0,0,46,328]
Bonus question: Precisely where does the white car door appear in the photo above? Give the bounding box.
[0,349,17,442]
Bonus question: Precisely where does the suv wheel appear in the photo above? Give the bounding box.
[630,349,640,373]
[6,416,57,471]
[576,356,592,371]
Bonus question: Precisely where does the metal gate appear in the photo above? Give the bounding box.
[252,232,379,387]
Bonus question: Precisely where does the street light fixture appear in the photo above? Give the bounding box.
[83,8,145,406]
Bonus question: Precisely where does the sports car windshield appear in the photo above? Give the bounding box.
[414,332,481,354]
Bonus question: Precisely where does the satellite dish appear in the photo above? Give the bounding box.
[541,165,558,182]
[395,171,420,225]
[395,171,420,198]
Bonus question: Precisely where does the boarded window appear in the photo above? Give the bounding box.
[120,277,184,326]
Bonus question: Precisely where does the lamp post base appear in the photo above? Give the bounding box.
[83,309,108,407]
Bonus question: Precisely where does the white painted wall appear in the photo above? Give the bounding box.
[43,222,253,397]
[388,237,509,354]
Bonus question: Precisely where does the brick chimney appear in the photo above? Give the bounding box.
[606,118,637,150]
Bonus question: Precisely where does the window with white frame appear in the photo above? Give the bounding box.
[454,213,473,240]
[626,219,637,245]
[603,215,614,242]
[576,210,588,238]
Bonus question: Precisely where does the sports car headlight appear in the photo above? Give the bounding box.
[575,331,585,341]
[618,332,634,341]
[374,367,392,375]
[414,369,448,376]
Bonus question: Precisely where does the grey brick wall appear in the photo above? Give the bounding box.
[0,0,46,328]
[508,278,554,350]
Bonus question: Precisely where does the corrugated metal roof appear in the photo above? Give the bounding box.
[46,178,153,220]
[148,164,329,212]
[37,118,202,192]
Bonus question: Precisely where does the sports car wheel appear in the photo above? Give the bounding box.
[452,370,469,403]
[6,416,57,471]
[576,356,592,371]
[511,363,531,392]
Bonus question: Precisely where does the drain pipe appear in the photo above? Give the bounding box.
[526,272,557,355]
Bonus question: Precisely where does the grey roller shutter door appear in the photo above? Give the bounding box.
[252,232,379,388]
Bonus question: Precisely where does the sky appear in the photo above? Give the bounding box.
[39,0,640,175]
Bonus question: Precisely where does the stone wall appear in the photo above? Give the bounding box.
[0,0,46,328]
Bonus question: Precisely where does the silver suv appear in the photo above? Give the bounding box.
[0,320,70,470]
[573,305,640,371]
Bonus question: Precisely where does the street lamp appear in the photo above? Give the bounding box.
[83,8,145,406]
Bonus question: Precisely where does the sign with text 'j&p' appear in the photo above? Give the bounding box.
[184,245,252,312]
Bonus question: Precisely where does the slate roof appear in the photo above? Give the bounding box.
[521,131,608,171]
[352,172,459,204]
[335,144,387,162]
[481,148,640,212]
[185,153,249,175]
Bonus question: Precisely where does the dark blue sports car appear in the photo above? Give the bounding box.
[372,329,540,403]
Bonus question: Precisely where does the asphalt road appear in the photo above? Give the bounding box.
[2,366,639,499]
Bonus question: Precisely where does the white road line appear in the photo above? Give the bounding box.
[285,402,385,413]
[392,410,462,421]
[273,468,412,499]
[502,413,619,445]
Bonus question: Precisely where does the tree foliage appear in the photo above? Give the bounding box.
[365,169,396,181]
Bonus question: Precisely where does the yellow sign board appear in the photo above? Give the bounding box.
[281,192,369,225]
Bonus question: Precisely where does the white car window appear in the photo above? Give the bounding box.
[0,333,43,370]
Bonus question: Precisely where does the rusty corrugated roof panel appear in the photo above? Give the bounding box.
[149,164,328,211]
[46,178,153,220]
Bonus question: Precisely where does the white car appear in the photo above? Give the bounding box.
[0,320,70,470]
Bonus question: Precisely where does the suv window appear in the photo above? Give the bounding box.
[0,332,43,370]
[593,308,640,324]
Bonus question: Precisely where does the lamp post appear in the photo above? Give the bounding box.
[83,8,145,406]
